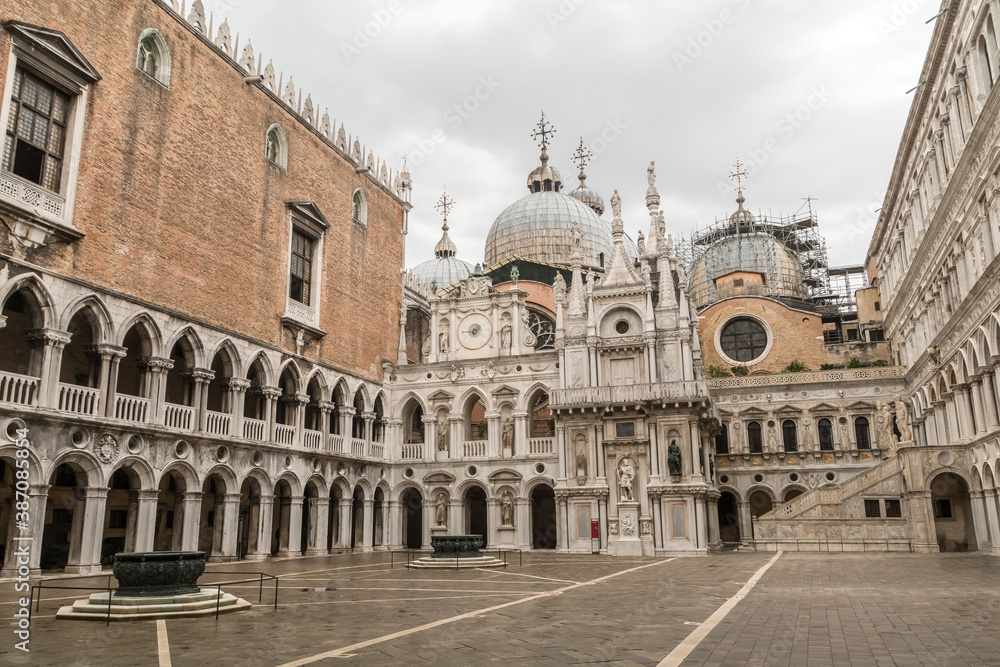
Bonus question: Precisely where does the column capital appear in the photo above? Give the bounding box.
[511,411,528,420]
[317,400,336,412]
[421,416,439,424]
[221,377,251,391]
[280,393,311,405]
[447,415,464,423]
[139,356,174,372]
[136,489,160,501]
[484,412,501,421]
[87,343,127,359]
[977,366,995,378]
[256,386,282,399]
[337,406,356,417]
[360,410,377,421]
[183,367,215,382]
[179,491,203,502]
[26,328,71,348]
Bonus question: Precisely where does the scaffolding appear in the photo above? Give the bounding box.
[676,201,837,313]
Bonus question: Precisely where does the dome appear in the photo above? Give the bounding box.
[411,256,473,289]
[728,192,755,225]
[527,161,562,193]
[485,192,616,269]
[688,233,810,310]
[567,181,605,216]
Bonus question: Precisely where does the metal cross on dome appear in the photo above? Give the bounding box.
[531,111,556,150]
[571,137,592,173]
[434,186,455,222]
[729,155,749,194]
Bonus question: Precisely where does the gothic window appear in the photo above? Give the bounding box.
[4,67,70,192]
[527,311,555,350]
[978,35,995,91]
[289,229,314,305]
[747,421,763,453]
[352,189,367,226]
[135,29,171,87]
[854,416,871,449]
[818,418,834,450]
[781,420,797,452]
[265,124,287,169]
[719,317,768,363]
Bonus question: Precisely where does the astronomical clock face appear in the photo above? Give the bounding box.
[457,313,493,350]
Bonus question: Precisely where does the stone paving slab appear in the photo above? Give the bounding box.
[0,551,996,666]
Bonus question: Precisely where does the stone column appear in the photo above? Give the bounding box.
[968,490,993,551]
[515,497,530,549]
[219,493,241,561]
[422,499,433,549]
[387,500,400,548]
[289,495,306,555]
[512,411,528,457]
[89,344,125,417]
[306,497,327,555]
[597,494,608,552]
[595,423,606,481]
[648,421,660,481]
[933,401,948,445]
[252,497,274,559]
[26,328,71,408]
[260,387,281,443]
[688,421,702,481]
[140,357,174,424]
[991,357,1000,426]
[969,378,987,435]
[909,490,940,553]
[448,415,463,458]
[485,411,501,458]
[338,406,355,438]
[556,496,569,551]
[984,489,1000,556]
[318,401,334,444]
[361,499,374,551]
[651,494,663,550]
[556,424,567,482]
[694,497,708,550]
[738,500,753,544]
[175,491,201,551]
[188,368,214,432]
[944,394,962,442]
[65,487,107,575]
[978,368,999,430]
[129,489,158,553]
[708,497,720,547]
[225,378,250,437]
[954,385,975,439]
[361,411,376,443]
[1,484,48,576]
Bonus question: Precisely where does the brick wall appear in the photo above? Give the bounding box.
[0,0,403,381]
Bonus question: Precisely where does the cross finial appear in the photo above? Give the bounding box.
[434,186,455,224]
[571,137,592,175]
[531,111,556,153]
[729,154,749,195]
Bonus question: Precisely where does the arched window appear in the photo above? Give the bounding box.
[527,311,555,350]
[714,424,729,455]
[351,189,367,226]
[781,420,797,452]
[855,416,871,450]
[818,418,834,451]
[265,124,287,169]
[136,29,171,87]
[747,421,763,453]
[978,35,995,90]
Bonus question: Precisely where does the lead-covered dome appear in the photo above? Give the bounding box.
[485,191,615,269]
[688,233,810,310]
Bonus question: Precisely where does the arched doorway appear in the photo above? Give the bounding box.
[271,479,292,555]
[351,488,365,549]
[238,477,263,559]
[464,486,488,546]
[373,488,385,547]
[199,474,226,558]
[153,471,187,551]
[748,490,773,523]
[302,481,319,554]
[328,485,342,550]
[930,472,977,552]
[718,491,740,543]
[41,463,84,570]
[105,468,141,562]
[401,488,422,549]
[530,485,556,549]
[783,488,804,503]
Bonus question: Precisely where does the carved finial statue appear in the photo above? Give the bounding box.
[502,417,513,449]
[571,221,583,250]
[668,440,682,477]
[435,493,447,526]
[576,449,587,478]
[617,458,635,502]
[895,396,913,443]
[647,161,656,188]
[500,323,512,350]
[510,264,520,285]
[878,403,899,450]
[611,189,622,220]
[501,491,514,526]
[438,331,448,354]
[553,272,567,303]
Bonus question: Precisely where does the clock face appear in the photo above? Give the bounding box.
[458,313,493,350]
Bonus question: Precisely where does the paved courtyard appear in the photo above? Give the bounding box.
[1,551,997,666]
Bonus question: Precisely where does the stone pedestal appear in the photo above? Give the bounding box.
[614,501,642,556]
[431,525,449,539]
[497,525,516,547]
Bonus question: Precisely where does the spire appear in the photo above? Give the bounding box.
[603,189,642,287]
[567,137,604,214]
[571,137,592,188]
[433,186,458,258]
[527,112,562,193]
[728,156,755,225]
[531,110,556,163]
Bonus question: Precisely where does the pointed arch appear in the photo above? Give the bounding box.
[166,326,206,369]
[59,293,113,343]
[207,339,243,379]
[352,384,371,412]
[116,311,163,357]
[0,272,56,329]
[277,359,303,394]
[305,369,329,399]
[158,460,200,491]
[245,350,273,387]
[331,377,350,405]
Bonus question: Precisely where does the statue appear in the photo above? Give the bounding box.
[501,418,513,450]
[668,440,682,477]
[610,189,622,220]
[576,449,587,478]
[617,458,635,502]
[571,221,583,250]
[801,417,814,449]
[435,493,447,526]
[647,161,656,188]
[438,331,448,354]
[839,418,851,449]
[500,323,512,350]
[436,419,447,451]
[878,403,898,450]
[509,264,519,285]
[895,396,913,443]
[553,272,567,303]
[500,492,513,526]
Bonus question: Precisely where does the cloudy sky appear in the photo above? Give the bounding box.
[213,0,935,270]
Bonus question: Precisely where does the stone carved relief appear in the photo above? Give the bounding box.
[621,514,636,537]
[94,433,118,464]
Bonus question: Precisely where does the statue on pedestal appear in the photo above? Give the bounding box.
[501,418,513,450]
[435,493,447,526]
[895,396,913,443]
[436,419,448,452]
[500,323,512,350]
[877,403,898,450]
[668,440,682,477]
[501,492,514,526]
[617,458,635,502]
[576,449,587,478]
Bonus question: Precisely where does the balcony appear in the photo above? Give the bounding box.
[550,381,705,409]
[243,418,266,441]
[57,383,99,416]
[205,411,231,436]
[528,437,554,455]
[114,395,150,423]
[350,438,366,457]
[401,443,424,460]
[164,403,195,430]
[0,371,39,407]
[369,442,384,459]
[462,441,487,457]
[303,429,322,450]
[274,424,296,446]
[328,434,345,454]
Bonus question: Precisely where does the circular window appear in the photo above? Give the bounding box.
[337,463,346,476]
[4,418,26,441]
[825,472,836,482]
[126,435,144,455]
[71,428,90,449]
[284,455,293,469]
[789,473,799,482]
[515,365,522,372]
[467,465,478,477]
[426,373,432,379]
[838,416,848,425]
[527,311,555,350]
[216,445,230,463]
[404,467,414,479]
[719,474,729,484]
[753,473,764,483]
[767,419,775,428]
[615,320,630,335]
[534,463,545,474]
[719,317,769,363]
[174,440,190,459]
[251,450,264,467]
